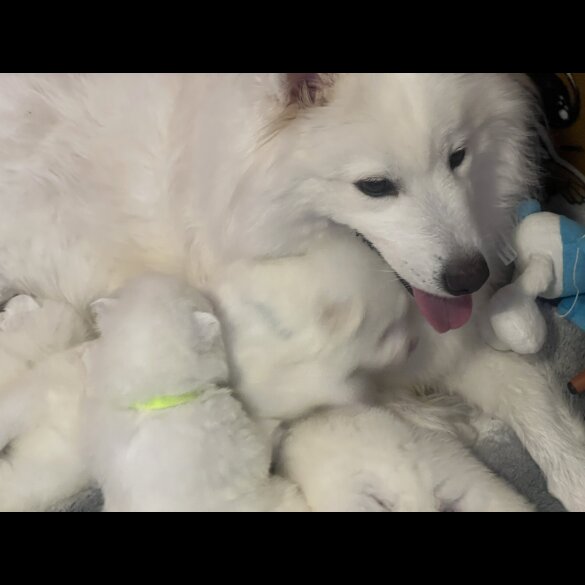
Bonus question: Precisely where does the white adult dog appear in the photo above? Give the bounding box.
[0,73,583,510]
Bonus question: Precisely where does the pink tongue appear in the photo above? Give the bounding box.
[412,288,473,334]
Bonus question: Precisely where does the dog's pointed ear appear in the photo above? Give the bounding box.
[282,73,337,108]
[90,297,117,322]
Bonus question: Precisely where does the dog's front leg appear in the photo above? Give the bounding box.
[446,347,585,512]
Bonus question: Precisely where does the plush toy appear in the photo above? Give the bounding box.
[480,200,585,371]
[489,74,585,395]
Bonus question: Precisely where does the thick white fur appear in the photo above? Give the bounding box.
[84,274,308,512]
[0,296,91,511]
[0,74,583,511]
[217,228,534,511]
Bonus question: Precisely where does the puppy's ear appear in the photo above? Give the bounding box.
[0,295,41,331]
[90,297,117,322]
[318,298,364,341]
[192,311,223,350]
[283,73,337,108]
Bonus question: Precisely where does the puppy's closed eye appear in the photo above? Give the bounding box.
[319,299,364,339]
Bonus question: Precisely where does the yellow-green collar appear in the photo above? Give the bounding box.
[130,389,205,412]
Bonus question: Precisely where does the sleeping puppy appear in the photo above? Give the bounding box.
[215,225,415,422]
[0,295,92,511]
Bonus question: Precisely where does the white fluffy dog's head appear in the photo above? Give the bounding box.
[88,274,228,406]
[214,226,415,420]
[228,73,539,333]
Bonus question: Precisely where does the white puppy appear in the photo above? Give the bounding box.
[84,274,307,512]
[280,402,535,512]
[215,226,415,421]
[215,228,534,512]
[0,295,91,511]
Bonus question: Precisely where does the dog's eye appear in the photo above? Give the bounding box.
[449,148,466,170]
[355,178,399,198]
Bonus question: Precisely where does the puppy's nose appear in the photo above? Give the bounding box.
[442,253,490,296]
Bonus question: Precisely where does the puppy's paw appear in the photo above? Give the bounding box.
[323,486,396,512]
[327,483,435,512]
[294,473,438,512]
[448,490,536,513]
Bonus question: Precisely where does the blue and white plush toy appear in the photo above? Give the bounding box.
[481,200,585,355]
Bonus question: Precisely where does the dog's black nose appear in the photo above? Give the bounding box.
[442,254,490,296]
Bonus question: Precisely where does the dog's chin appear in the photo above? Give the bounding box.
[354,231,473,335]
